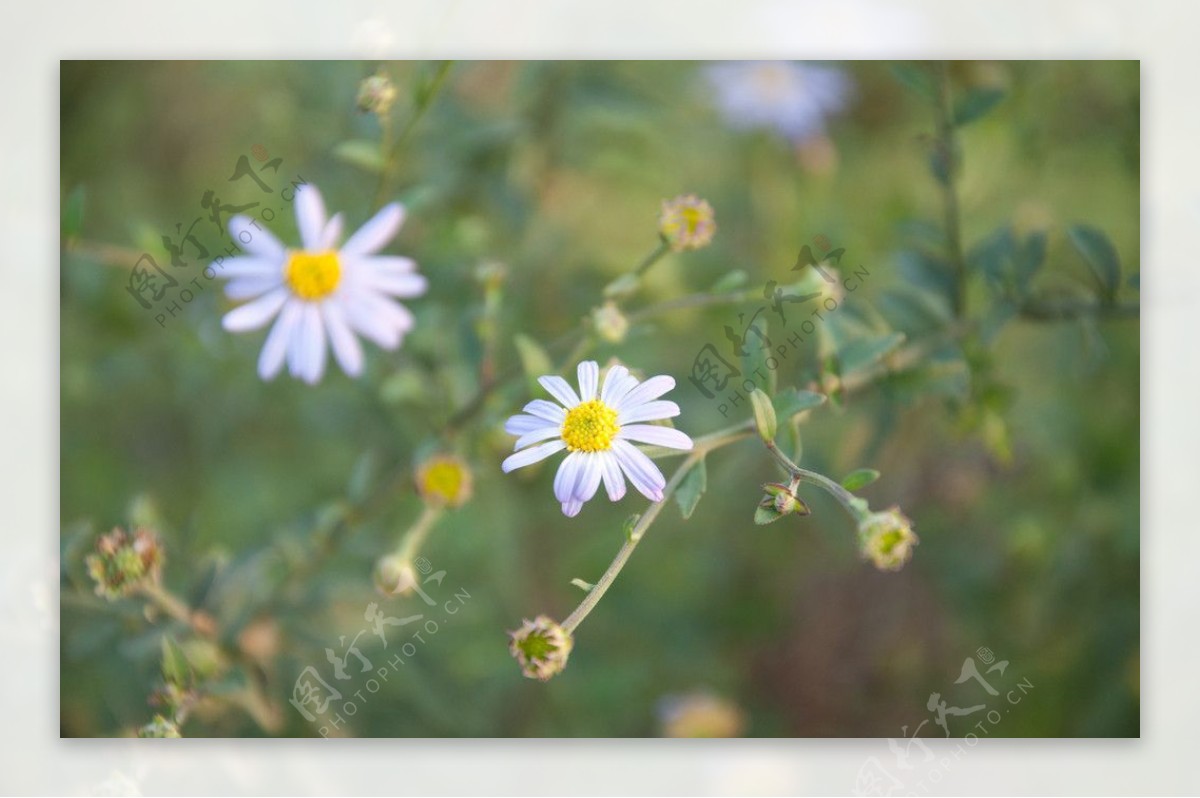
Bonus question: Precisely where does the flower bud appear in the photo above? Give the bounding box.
[415,454,474,509]
[762,480,810,516]
[591,301,629,343]
[508,615,573,681]
[86,527,163,600]
[857,507,918,571]
[658,194,716,252]
[137,714,181,738]
[356,71,398,116]
[374,554,419,596]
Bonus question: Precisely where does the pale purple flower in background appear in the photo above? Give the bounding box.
[704,61,853,143]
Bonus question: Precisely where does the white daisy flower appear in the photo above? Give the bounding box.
[501,361,694,517]
[216,184,426,384]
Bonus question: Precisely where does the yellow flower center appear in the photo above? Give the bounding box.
[680,206,706,233]
[417,456,473,508]
[285,250,341,300]
[561,399,619,452]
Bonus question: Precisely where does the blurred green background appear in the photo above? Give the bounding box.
[60,61,1139,737]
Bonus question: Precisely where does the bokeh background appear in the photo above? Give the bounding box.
[59,61,1139,737]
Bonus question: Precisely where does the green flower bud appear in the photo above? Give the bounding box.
[137,714,181,738]
[374,554,418,596]
[857,507,918,571]
[356,72,398,116]
[591,301,629,343]
[86,527,163,600]
[508,615,573,682]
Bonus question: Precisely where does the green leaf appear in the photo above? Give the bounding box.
[1068,224,1121,300]
[62,185,86,240]
[709,270,749,294]
[754,496,785,525]
[841,468,881,492]
[332,139,386,173]
[674,457,708,520]
[839,332,906,374]
[1015,230,1047,285]
[513,334,552,392]
[570,578,594,592]
[739,317,775,396]
[749,389,777,442]
[161,636,192,689]
[953,87,1006,126]
[622,513,641,542]
[891,63,937,101]
[771,387,825,420]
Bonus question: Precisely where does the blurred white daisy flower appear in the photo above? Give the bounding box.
[216,185,426,384]
[704,61,852,143]
[502,361,693,517]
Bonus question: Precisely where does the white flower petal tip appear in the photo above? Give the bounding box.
[215,184,423,384]
[501,361,688,515]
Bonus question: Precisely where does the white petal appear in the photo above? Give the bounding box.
[553,452,584,503]
[361,256,417,274]
[293,304,327,384]
[523,400,567,423]
[363,272,428,298]
[214,256,282,279]
[222,287,288,332]
[617,425,694,450]
[600,452,627,501]
[577,361,599,402]
[618,400,680,424]
[505,414,552,435]
[561,498,584,517]
[502,440,566,473]
[322,301,363,377]
[539,375,581,408]
[612,439,667,501]
[574,452,603,502]
[513,424,563,451]
[225,275,283,301]
[228,216,286,259]
[257,300,302,380]
[601,365,638,407]
[320,212,344,250]
[342,202,405,256]
[341,290,414,350]
[617,375,676,412]
[294,185,328,251]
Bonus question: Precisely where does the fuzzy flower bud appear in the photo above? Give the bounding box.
[415,454,474,509]
[658,194,716,252]
[591,301,630,343]
[374,554,419,596]
[762,480,810,516]
[857,507,918,571]
[508,615,573,682]
[356,71,398,116]
[137,714,181,738]
[86,527,163,600]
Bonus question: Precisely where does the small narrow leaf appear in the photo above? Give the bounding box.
[841,468,881,492]
[332,139,386,173]
[749,389,777,442]
[161,636,192,688]
[953,87,1006,126]
[754,496,785,525]
[674,457,708,520]
[570,578,594,592]
[513,334,552,390]
[622,513,641,542]
[1068,224,1121,300]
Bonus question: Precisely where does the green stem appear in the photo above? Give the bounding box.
[763,440,867,521]
[373,61,454,209]
[560,423,753,634]
[634,239,671,277]
[394,504,444,564]
[934,62,968,319]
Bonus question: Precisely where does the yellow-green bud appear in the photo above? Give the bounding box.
[415,454,474,509]
[137,714,181,738]
[356,72,398,116]
[591,301,629,343]
[508,615,573,682]
[374,554,419,596]
[86,527,163,600]
[857,507,918,571]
